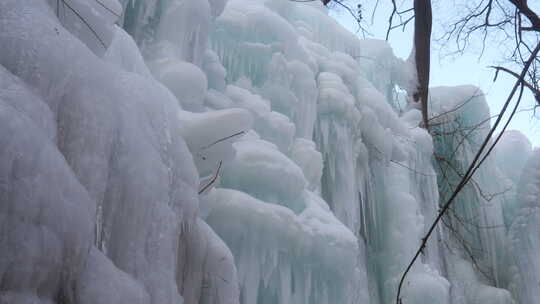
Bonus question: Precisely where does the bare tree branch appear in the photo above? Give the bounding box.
[491,65,540,104]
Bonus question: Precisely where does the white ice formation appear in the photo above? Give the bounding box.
[0,0,537,304]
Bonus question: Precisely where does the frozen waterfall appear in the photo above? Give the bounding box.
[0,0,537,304]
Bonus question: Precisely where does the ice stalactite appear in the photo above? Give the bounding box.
[156,0,211,66]
[119,0,166,50]
[315,71,362,232]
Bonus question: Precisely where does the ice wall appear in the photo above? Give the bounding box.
[0,0,534,304]
[429,87,515,304]
[509,149,540,304]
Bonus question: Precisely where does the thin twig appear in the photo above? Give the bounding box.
[59,0,107,49]
[199,161,223,195]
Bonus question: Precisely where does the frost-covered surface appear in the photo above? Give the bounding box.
[0,0,533,304]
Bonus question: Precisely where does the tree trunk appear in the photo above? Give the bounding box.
[413,0,432,130]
